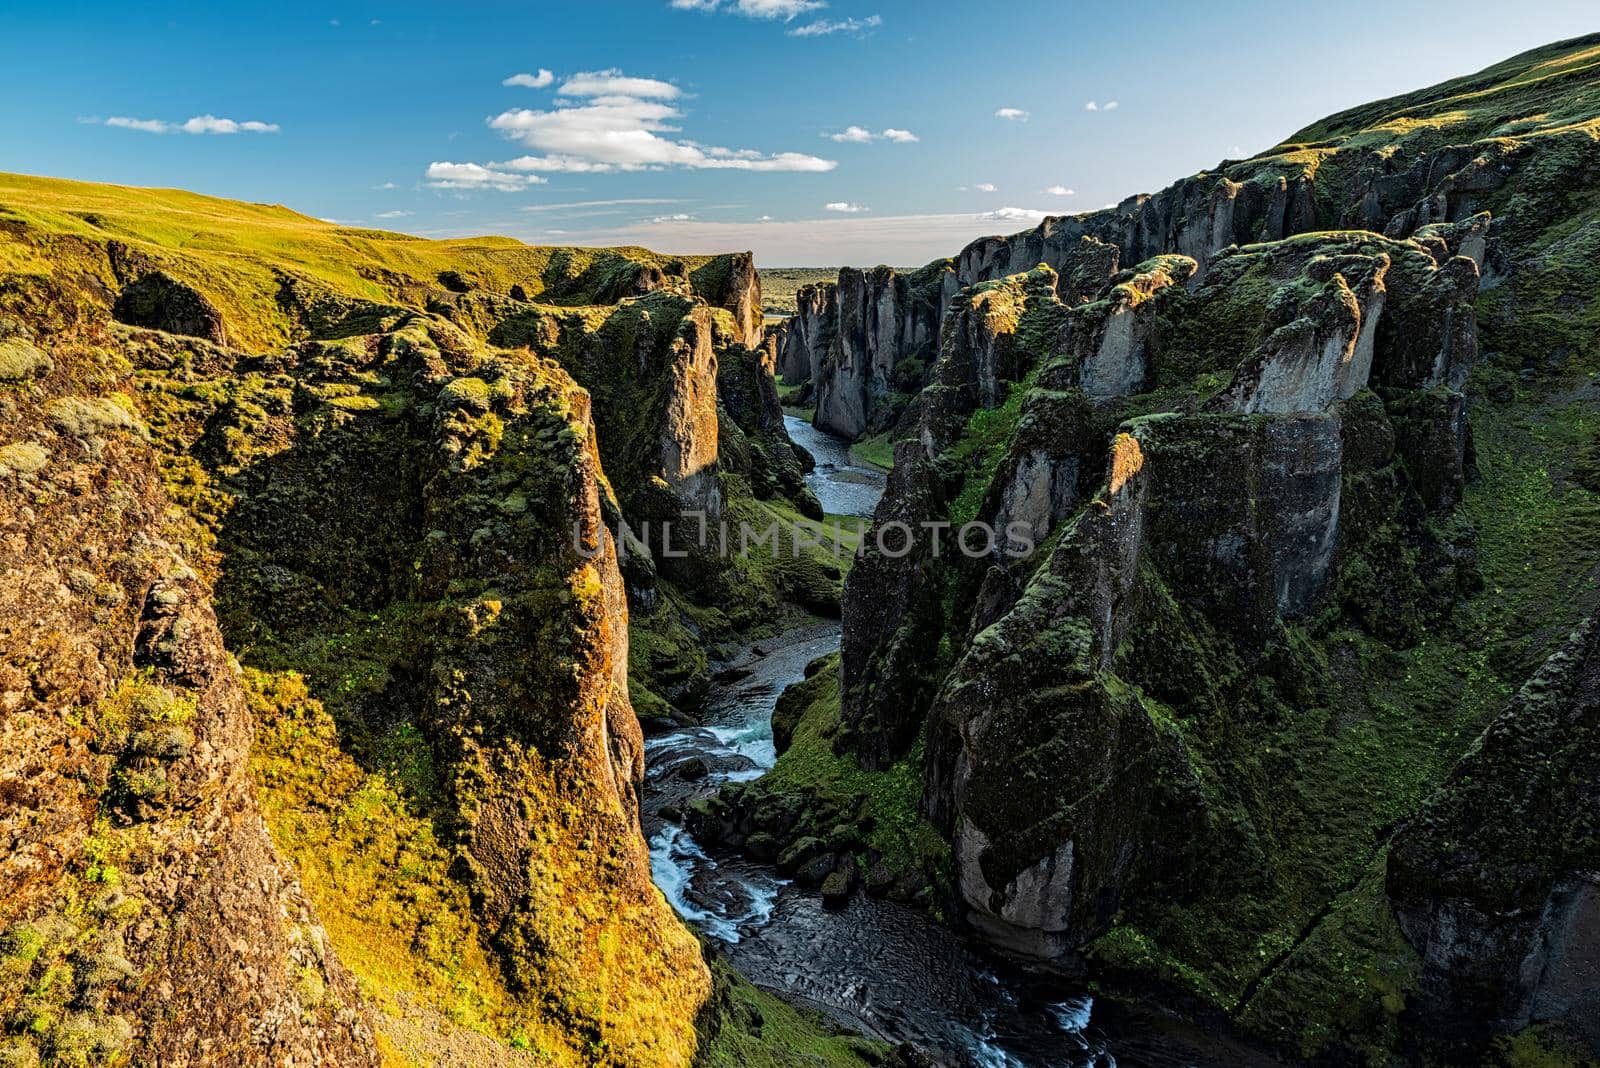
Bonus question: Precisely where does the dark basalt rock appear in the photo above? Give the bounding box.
[776,262,957,440]
[113,271,227,343]
[1388,617,1600,1053]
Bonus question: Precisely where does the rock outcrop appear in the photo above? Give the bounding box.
[112,271,228,344]
[1388,616,1600,1054]
[0,191,762,1063]
[1062,255,1195,400]
[801,32,1600,1065]
[840,266,1065,765]
[690,251,764,349]
[489,292,726,521]
[0,300,375,1066]
[776,261,957,440]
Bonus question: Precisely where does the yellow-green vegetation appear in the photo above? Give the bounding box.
[1242,33,1600,225]
[722,490,865,621]
[695,961,888,1068]
[0,819,143,1068]
[756,268,841,317]
[0,665,152,1068]
[0,171,740,352]
[245,668,586,1066]
[0,167,883,1067]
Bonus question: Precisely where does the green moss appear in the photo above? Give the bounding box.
[694,960,888,1067]
[245,667,592,1066]
[740,656,947,888]
[946,365,1041,530]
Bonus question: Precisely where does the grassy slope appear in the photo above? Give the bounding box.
[0,171,729,352]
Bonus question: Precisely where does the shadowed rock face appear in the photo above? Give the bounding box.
[1388,617,1600,1053]
[112,272,227,344]
[489,292,727,521]
[811,37,1600,1064]
[1063,255,1195,400]
[840,227,1482,771]
[717,340,819,514]
[926,411,1350,952]
[839,267,1064,766]
[776,262,957,439]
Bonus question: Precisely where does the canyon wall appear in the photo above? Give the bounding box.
[775,262,957,440]
[0,198,780,1063]
[746,32,1600,1063]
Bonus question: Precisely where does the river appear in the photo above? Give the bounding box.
[642,417,1225,1066]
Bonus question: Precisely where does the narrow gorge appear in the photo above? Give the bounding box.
[2,25,1599,1068]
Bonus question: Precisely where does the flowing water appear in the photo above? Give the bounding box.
[643,417,1239,1066]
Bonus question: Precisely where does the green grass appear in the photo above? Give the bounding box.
[0,170,738,352]
[696,961,888,1068]
[848,431,895,471]
[752,657,948,885]
[756,267,840,316]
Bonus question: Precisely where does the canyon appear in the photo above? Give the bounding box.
[2,29,1599,1068]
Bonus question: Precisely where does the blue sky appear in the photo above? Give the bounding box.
[3,1,1596,265]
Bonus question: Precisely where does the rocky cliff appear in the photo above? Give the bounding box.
[0,178,837,1064]
[0,293,377,1066]
[775,261,957,440]
[1388,616,1600,1057]
[746,32,1600,1064]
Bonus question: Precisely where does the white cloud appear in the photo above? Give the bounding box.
[104,117,171,134]
[758,214,774,222]
[650,213,696,223]
[520,198,682,213]
[104,114,280,135]
[995,107,1029,121]
[671,0,825,18]
[424,161,547,190]
[376,210,414,218]
[978,206,1048,223]
[503,69,555,89]
[824,202,867,213]
[1086,100,1118,111]
[477,75,835,174]
[1044,185,1075,196]
[788,14,883,36]
[1084,101,1097,111]
[826,124,916,144]
[180,115,279,134]
[966,182,997,193]
[558,69,681,100]
[1104,100,1119,110]
[374,181,399,189]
